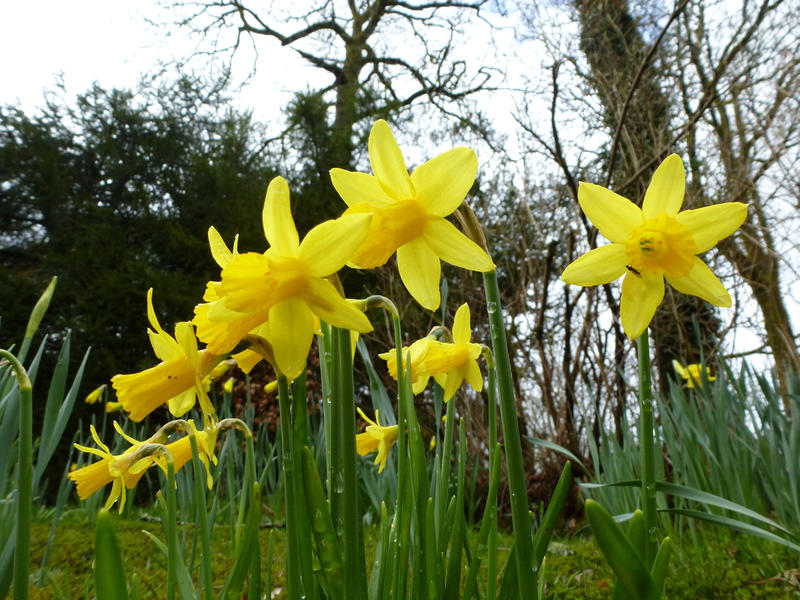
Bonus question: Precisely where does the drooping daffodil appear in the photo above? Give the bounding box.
[194,176,373,380]
[562,154,748,339]
[422,303,484,402]
[379,304,484,402]
[330,120,495,310]
[111,289,220,421]
[672,360,715,389]
[378,337,435,394]
[68,424,152,512]
[355,407,399,473]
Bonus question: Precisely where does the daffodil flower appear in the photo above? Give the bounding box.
[194,176,374,380]
[672,360,715,389]
[355,408,399,473]
[68,424,151,512]
[330,120,495,310]
[562,154,748,339]
[111,289,219,421]
[378,337,435,394]
[421,303,484,402]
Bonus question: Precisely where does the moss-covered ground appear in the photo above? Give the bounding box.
[24,515,799,599]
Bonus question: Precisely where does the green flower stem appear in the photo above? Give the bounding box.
[291,373,316,599]
[1,351,32,600]
[481,271,536,593]
[334,327,364,597]
[163,452,177,600]
[487,364,499,600]
[188,434,213,600]
[390,315,410,600]
[637,332,658,565]
[277,375,302,600]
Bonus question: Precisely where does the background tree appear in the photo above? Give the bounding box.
[0,76,278,392]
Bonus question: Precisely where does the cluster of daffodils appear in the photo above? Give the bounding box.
[71,122,746,511]
[70,120,496,510]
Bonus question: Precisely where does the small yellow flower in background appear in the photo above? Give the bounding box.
[84,384,106,404]
[379,338,434,394]
[672,360,715,389]
[68,424,151,512]
[355,407,399,473]
[423,304,483,402]
[111,289,219,421]
[222,378,234,394]
[264,380,278,394]
[429,437,436,451]
[330,120,495,310]
[195,176,374,380]
[561,154,748,339]
[105,401,123,413]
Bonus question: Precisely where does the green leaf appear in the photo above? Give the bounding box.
[585,500,660,600]
[582,479,796,539]
[650,537,672,592]
[532,461,572,569]
[663,508,800,552]
[94,511,128,600]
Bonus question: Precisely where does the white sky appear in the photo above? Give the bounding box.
[1,1,792,369]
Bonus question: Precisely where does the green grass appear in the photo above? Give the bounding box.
[23,515,799,599]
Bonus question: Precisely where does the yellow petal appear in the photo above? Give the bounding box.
[578,183,641,243]
[168,389,196,417]
[411,147,477,217]
[262,176,299,255]
[642,154,685,219]
[676,202,748,253]
[452,303,471,345]
[233,349,263,374]
[302,278,373,333]
[397,237,441,310]
[298,213,372,277]
[620,272,664,339]
[466,359,483,392]
[146,288,167,336]
[422,217,495,272]
[442,369,463,402]
[148,328,181,363]
[174,322,198,364]
[268,297,314,380]
[562,244,628,286]
[666,258,731,307]
[369,120,414,200]
[208,226,234,268]
[330,169,395,208]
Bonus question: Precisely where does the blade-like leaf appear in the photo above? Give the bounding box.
[585,500,660,600]
[94,511,128,600]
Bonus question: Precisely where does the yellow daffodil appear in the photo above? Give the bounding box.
[330,120,495,310]
[194,176,373,380]
[378,337,435,394]
[264,380,278,394]
[222,378,234,394]
[111,289,219,421]
[84,384,106,404]
[105,401,123,413]
[355,408,399,473]
[151,420,220,490]
[422,304,483,402]
[68,424,151,512]
[672,360,715,389]
[562,154,748,339]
